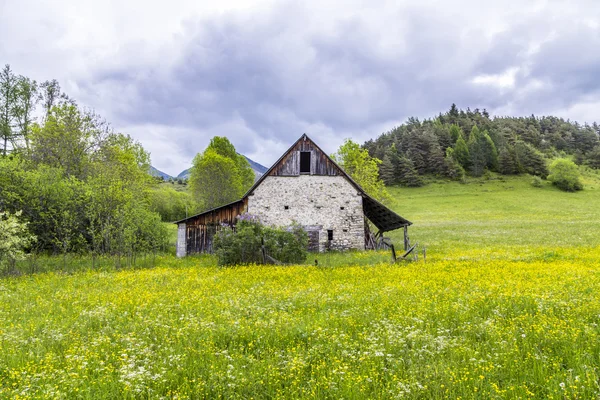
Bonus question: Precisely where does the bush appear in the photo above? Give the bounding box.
[214,215,308,266]
[547,159,583,192]
[531,176,543,188]
[0,211,36,274]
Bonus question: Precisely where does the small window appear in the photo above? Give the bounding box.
[300,151,311,173]
[343,229,348,232]
[340,207,345,210]
[327,230,333,241]
[284,205,289,210]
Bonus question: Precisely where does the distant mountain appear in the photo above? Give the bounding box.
[175,155,268,181]
[176,168,191,179]
[242,155,268,174]
[149,166,173,180]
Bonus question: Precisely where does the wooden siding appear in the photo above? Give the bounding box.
[269,138,342,177]
[185,199,248,254]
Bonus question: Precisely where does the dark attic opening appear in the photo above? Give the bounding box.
[300,151,311,173]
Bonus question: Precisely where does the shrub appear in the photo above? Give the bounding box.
[214,215,308,266]
[547,159,583,192]
[531,176,543,188]
[0,211,36,274]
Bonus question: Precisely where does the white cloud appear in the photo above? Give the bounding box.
[472,67,520,89]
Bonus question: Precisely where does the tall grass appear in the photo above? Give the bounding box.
[2,253,600,398]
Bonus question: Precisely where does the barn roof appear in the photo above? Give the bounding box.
[175,134,411,232]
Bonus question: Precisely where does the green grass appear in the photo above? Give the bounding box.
[3,174,600,399]
[159,181,188,192]
[386,173,600,258]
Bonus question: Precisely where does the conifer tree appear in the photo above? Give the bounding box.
[454,134,470,169]
[449,124,463,143]
[468,126,486,176]
[482,130,499,170]
[379,153,397,186]
[396,156,423,187]
[586,146,600,169]
[406,145,425,174]
[444,148,465,180]
[514,141,549,178]
[498,146,519,175]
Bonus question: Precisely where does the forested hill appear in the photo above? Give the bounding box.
[363,104,600,186]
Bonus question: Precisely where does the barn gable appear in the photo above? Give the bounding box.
[175,134,411,256]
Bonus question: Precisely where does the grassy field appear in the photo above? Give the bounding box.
[387,171,600,257]
[2,174,600,399]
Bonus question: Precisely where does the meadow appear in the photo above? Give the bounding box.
[2,173,600,399]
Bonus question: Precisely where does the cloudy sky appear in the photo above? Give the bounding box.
[1,0,599,175]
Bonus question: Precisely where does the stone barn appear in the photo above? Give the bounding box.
[175,134,411,257]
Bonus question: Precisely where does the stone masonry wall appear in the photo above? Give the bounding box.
[247,175,365,251]
[176,223,186,257]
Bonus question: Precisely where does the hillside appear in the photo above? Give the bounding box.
[149,166,173,180]
[363,105,600,186]
[385,172,600,256]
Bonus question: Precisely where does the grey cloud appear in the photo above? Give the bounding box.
[16,0,600,173]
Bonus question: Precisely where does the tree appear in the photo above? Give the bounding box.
[547,159,583,192]
[432,119,453,151]
[207,136,255,189]
[149,185,198,221]
[467,126,498,176]
[514,141,549,178]
[332,139,390,202]
[39,79,69,117]
[449,124,463,143]
[586,146,600,169]
[395,155,424,187]
[448,103,460,123]
[0,70,169,269]
[482,130,499,170]
[12,75,38,151]
[30,104,109,179]
[468,126,486,177]
[498,146,519,175]
[379,153,397,186]
[453,134,470,169]
[189,137,253,210]
[0,64,17,156]
[444,148,466,181]
[379,145,423,187]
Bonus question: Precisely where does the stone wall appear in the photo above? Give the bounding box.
[248,175,365,251]
[176,223,186,257]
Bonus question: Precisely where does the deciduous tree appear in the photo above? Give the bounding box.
[0,64,17,155]
[189,137,254,210]
[332,139,390,202]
